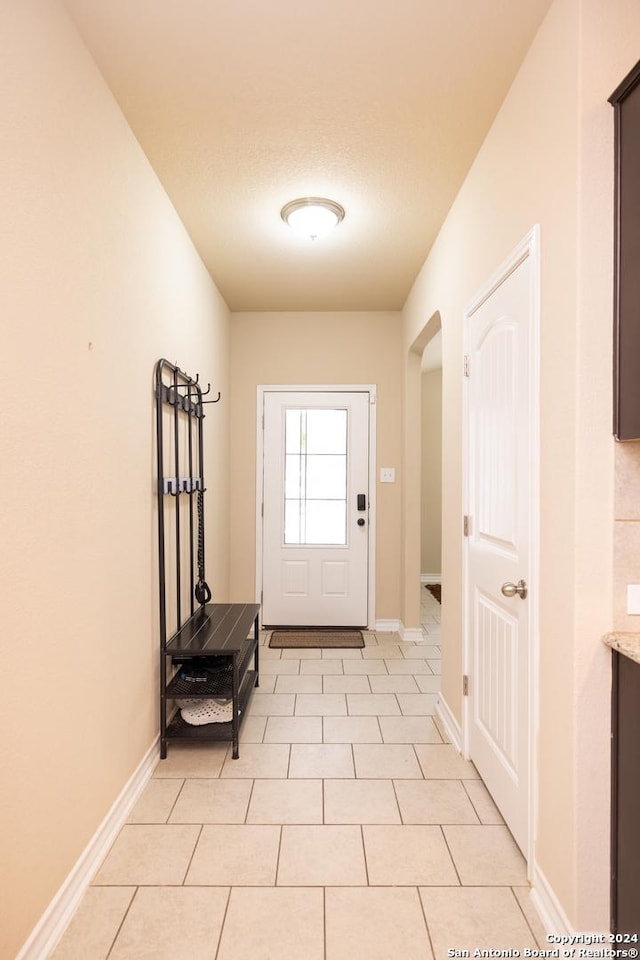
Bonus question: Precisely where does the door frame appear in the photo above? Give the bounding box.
[255,384,377,629]
[461,226,541,875]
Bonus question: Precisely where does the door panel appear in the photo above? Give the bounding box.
[261,391,370,627]
[466,251,535,856]
[475,591,518,776]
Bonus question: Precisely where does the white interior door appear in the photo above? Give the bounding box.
[465,238,538,857]
[261,391,370,627]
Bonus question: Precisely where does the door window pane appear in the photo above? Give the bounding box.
[284,408,348,545]
[306,409,347,453]
[285,409,304,453]
[305,501,347,544]
[306,455,346,499]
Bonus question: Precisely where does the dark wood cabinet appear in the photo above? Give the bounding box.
[610,60,640,441]
[611,651,640,933]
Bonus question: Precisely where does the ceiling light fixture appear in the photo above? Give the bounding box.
[281,197,345,240]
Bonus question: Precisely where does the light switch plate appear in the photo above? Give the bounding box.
[627,584,640,615]
[380,467,395,483]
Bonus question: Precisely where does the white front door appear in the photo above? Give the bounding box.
[261,391,371,627]
[465,233,538,857]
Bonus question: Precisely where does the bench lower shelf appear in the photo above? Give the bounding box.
[164,670,258,755]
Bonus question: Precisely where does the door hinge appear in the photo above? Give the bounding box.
[261,502,264,517]
[463,675,469,696]
[463,514,472,537]
[463,354,470,377]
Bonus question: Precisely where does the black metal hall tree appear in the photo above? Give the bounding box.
[155,358,259,760]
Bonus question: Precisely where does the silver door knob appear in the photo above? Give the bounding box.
[501,579,528,599]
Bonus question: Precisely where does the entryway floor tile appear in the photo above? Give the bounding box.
[378,716,442,744]
[394,779,479,824]
[419,886,538,955]
[220,743,290,779]
[108,887,229,960]
[414,744,480,779]
[289,743,355,778]
[152,743,228,779]
[353,743,423,779]
[323,675,372,694]
[347,693,401,715]
[185,824,280,885]
[295,693,347,716]
[263,715,323,743]
[127,779,183,824]
[324,778,401,824]
[442,825,527,885]
[277,825,367,885]
[49,887,135,960]
[247,778,323,824]
[93,824,200,886]
[325,887,433,960]
[363,824,459,885]
[168,778,252,823]
[369,675,420,693]
[323,716,382,743]
[275,675,323,694]
[216,888,324,960]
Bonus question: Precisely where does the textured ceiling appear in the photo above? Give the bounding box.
[63,0,551,311]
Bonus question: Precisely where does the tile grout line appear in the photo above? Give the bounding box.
[244,778,257,824]
[212,886,232,960]
[274,823,284,886]
[104,886,139,960]
[416,883,438,959]
[411,743,425,780]
[390,778,405,825]
[460,779,483,825]
[439,824,463,886]
[375,714,384,745]
[509,885,544,948]
[322,885,327,960]
[360,824,370,886]
[181,823,204,886]
[164,778,186,824]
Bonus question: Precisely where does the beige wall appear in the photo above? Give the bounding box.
[402,0,640,930]
[420,369,442,575]
[0,3,230,957]
[229,311,403,622]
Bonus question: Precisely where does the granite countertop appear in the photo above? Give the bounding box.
[602,632,640,665]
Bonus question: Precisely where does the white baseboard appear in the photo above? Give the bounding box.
[421,573,442,584]
[529,863,574,935]
[435,693,462,753]
[374,619,424,642]
[16,737,160,960]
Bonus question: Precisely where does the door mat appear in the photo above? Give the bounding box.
[269,630,364,649]
[424,583,441,603]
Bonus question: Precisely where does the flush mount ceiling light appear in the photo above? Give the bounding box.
[281,197,345,240]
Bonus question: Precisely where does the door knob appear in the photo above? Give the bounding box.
[501,580,528,599]
[357,518,366,527]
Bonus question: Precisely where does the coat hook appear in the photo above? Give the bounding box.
[202,391,221,404]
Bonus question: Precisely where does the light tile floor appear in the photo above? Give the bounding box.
[50,588,547,959]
